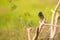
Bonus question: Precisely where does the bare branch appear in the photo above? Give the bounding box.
[44,23,60,27]
[50,0,60,39]
[50,7,55,40]
[32,19,46,40]
[39,19,46,32]
[54,0,60,11]
[32,27,39,40]
[27,19,46,40]
[27,27,32,40]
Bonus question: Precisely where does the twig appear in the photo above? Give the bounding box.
[51,13,58,39]
[32,27,39,40]
[44,23,60,27]
[27,19,46,40]
[54,0,60,11]
[50,0,60,40]
[50,10,55,39]
[39,19,46,32]
[27,27,32,40]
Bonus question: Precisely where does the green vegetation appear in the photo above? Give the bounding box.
[0,0,60,40]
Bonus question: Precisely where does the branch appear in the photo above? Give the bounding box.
[50,7,55,40]
[27,19,46,40]
[53,0,60,12]
[50,0,60,39]
[27,27,32,40]
[39,19,46,32]
[32,19,46,40]
[32,27,39,40]
[44,23,60,27]
[50,13,58,39]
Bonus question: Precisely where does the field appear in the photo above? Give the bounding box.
[0,0,60,40]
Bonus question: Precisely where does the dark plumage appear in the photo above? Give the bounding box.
[38,12,44,20]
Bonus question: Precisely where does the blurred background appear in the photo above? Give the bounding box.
[0,0,60,40]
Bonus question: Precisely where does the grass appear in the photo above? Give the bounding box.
[0,0,60,40]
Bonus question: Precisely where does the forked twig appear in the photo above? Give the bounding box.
[32,27,39,40]
[27,19,46,40]
[50,0,60,40]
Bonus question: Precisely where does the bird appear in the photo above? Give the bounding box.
[38,12,44,20]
